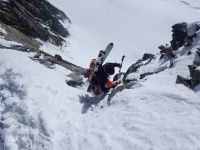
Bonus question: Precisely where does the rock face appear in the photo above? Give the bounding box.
[0,0,71,46]
[0,21,41,49]
[170,22,187,50]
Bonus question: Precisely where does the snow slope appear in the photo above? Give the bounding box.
[1,39,200,150]
[47,0,200,70]
[1,0,200,150]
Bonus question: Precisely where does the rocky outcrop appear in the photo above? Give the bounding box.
[176,75,191,88]
[176,65,200,89]
[176,48,200,88]
[170,22,187,50]
[0,0,71,47]
[66,79,84,87]
[31,51,86,74]
[0,21,41,49]
[158,44,176,62]
[0,44,86,75]
[123,53,156,83]
[124,53,156,76]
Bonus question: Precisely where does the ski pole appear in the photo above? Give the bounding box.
[119,55,125,73]
[113,55,125,82]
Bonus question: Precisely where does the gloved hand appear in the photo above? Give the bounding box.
[114,63,121,68]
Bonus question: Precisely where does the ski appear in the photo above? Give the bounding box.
[102,42,113,63]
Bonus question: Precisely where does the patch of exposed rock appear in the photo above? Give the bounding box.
[176,48,200,88]
[0,21,40,49]
[0,0,71,47]
[123,53,156,83]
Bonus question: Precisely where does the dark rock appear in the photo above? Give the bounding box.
[0,44,7,49]
[43,55,56,64]
[171,22,187,31]
[176,75,191,88]
[33,52,41,58]
[0,44,37,52]
[197,48,200,56]
[140,65,168,79]
[10,45,30,52]
[191,79,200,89]
[185,42,192,47]
[187,51,192,55]
[55,54,63,61]
[142,53,156,61]
[190,68,200,88]
[123,53,156,82]
[0,21,41,49]
[177,55,200,89]
[0,123,4,150]
[125,53,155,75]
[140,72,154,79]
[170,40,185,50]
[124,60,143,77]
[188,65,197,77]
[158,44,176,60]
[170,22,187,50]
[193,48,200,66]
[0,122,4,129]
[0,0,71,46]
[124,78,138,83]
[66,79,83,87]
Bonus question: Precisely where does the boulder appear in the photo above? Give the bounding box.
[55,54,63,61]
[170,22,187,50]
[66,79,83,87]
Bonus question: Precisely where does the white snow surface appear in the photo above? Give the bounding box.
[0,0,200,150]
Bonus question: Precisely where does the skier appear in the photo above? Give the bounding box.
[89,62,121,95]
[171,21,200,50]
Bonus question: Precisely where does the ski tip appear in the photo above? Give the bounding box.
[109,42,114,46]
